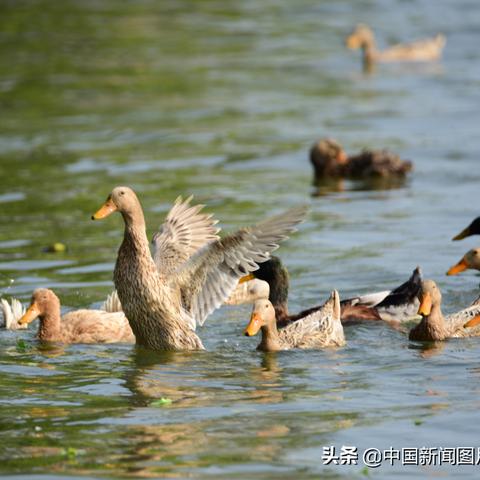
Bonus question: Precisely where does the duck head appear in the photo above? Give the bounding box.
[447,248,480,276]
[417,280,441,317]
[92,186,143,224]
[346,24,375,50]
[310,138,348,178]
[18,288,60,326]
[244,299,277,337]
[452,217,480,241]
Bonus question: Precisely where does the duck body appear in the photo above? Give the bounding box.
[18,288,135,344]
[409,280,480,341]
[93,187,307,352]
[230,256,421,325]
[244,291,345,351]
[310,139,412,182]
[114,218,204,350]
[346,24,445,71]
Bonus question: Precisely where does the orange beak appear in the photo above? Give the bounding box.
[417,291,432,317]
[244,312,262,337]
[452,227,471,241]
[92,197,117,220]
[337,150,348,165]
[18,303,40,325]
[239,273,255,284]
[464,314,480,329]
[446,257,469,276]
[346,35,360,49]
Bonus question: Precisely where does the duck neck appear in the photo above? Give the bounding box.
[121,209,150,257]
[258,322,282,351]
[267,265,290,322]
[38,309,62,341]
[362,41,377,71]
[415,305,448,341]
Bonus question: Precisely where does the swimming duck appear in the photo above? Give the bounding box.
[243,291,344,351]
[310,138,412,182]
[447,248,480,276]
[409,280,480,341]
[92,186,307,351]
[18,288,135,343]
[229,256,421,325]
[452,217,480,241]
[0,297,26,330]
[346,24,446,71]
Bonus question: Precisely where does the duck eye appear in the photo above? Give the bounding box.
[120,191,125,196]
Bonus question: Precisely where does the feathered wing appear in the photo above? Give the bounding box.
[1,298,27,330]
[224,279,270,305]
[152,196,220,275]
[280,290,344,348]
[173,205,308,328]
[100,290,123,313]
[447,304,480,335]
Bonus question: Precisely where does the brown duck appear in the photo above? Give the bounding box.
[243,291,345,351]
[409,280,480,341]
[92,186,307,351]
[18,288,135,343]
[346,24,445,71]
[228,256,421,325]
[310,138,412,182]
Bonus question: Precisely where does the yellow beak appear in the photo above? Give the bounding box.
[239,273,255,284]
[452,227,471,241]
[446,257,469,276]
[464,314,480,329]
[244,312,262,337]
[18,303,41,325]
[92,198,117,220]
[417,291,432,317]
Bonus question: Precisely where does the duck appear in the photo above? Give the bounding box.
[0,288,129,331]
[0,297,27,330]
[409,280,480,341]
[346,23,446,71]
[447,248,480,276]
[92,186,307,351]
[18,288,135,343]
[243,290,344,351]
[228,255,421,325]
[310,138,412,182]
[452,217,480,241]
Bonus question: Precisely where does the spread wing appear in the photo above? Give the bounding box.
[152,196,220,275]
[173,205,308,328]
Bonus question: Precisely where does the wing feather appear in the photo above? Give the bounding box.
[152,196,220,274]
[174,205,308,327]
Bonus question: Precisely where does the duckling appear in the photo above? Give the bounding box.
[346,24,446,71]
[409,280,480,341]
[18,288,135,343]
[230,256,421,325]
[452,217,480,241]
[243,291,345,351]
[310,138,412,182]
[447,248,480,276]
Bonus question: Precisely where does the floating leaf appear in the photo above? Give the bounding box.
[150,397,172,407]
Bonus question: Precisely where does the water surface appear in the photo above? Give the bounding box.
[1,0,480,478]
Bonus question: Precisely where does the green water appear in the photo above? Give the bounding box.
[2,0,480,478]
